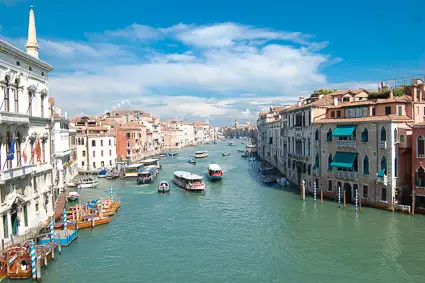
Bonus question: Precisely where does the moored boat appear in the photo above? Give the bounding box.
[158,181,170,193]
[77,178,99,189]
[195,151,208,158]
[123,163,144,178]
[237,149,244,153]
[188,158,196,164]
[207,164,223,181]
[137,166,157,184]
[98,168,108,178]
[222,152,231,156]
[168,152,179,156]
[159,154,166,159]
[106,169,120,179]
[229,141,235,146]
[173,171,205,191]
[67,191,80,201]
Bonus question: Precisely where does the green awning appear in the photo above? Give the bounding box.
[332,125,356,137]
[330,152,358,169]
[378,168,386,177]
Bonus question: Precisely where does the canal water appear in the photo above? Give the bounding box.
[9,142,425,282]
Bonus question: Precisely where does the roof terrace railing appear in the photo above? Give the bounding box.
[378,74,425,91]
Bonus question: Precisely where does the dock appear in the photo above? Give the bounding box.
[39,230,78,246]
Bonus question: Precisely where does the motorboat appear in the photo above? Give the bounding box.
[159,154,166,159]
[98,168,108,178]
[123,163,144,178]
[229,142,235,146]
[168,152,179,156]
[261,175,276,185]
[106,169,120,179]
[158,181,170,193]
[188,158,197,164]
[173,171,205,191]
[77,178,99,189]
[137,166,158,184]
[207,164,223,181]
[277,177,290,186]
[195,151,208,158]
[222,153,231,156]
[67,191,80,201]
[237,149,244,153]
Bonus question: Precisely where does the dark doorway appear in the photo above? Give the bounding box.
[344,183,352,202]
[11,205,18,236]
[296,163,302,186]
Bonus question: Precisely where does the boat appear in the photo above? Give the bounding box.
[159,154,166,159]
[195,151,208,158]
[98,168,108,178]
[77,178,99,189]
[137,166,158,184]
[173,171,205,191]
[123,163,144,178]
[277,177,290,186]
[141,158,161,170]
[261,175,276,185]
[158,181,170,193]
[213,141,217,144]
[246,144,256,149]
[222,153,231,156]
[168,152,179,156]
[237,149,244,153]
[106,169,120,179]
[67,191,80,201]
[229,142,235,146]
[207,164,223,181]
[188,158,197,164]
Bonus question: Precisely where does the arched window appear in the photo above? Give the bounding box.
[416,167,425,187]
[417,135,425,157]
[315,128,319,141]
[394,156,398,178]
[363,155,369,175]
[81,138,85,146]
[400,135,405,142]
[380,127,387,141]
[6,131,11,169]
[328,153,332,171]
[4,75,10,112]
[126,132,131,139]
[314,153,319,169]
[394,129,398,143]
[16,132,21,167]
[327,128,332,142]
[14,79,19,113]
[361,127,368,142]
[380,156,387,174]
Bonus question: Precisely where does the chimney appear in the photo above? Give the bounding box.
[389,89,394,98]
[26,6,39,58]
[413,85,418,102]
[333,97,338,106]
[319,94,324,100]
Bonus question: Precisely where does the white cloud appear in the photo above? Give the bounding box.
[0,0,28,6]
[100,24,161,41]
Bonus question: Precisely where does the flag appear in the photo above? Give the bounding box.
[22,151,27,165]
[35,139,41,164]
[7,139,15,161]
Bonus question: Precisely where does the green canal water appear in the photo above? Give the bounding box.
[8,142,425,282]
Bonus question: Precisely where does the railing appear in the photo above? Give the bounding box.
[0,112,30,124]
[336,140,356,148]
[0,164,36,183]
[377,175,388,186]
[333,171,359,180]
[380,141,387,149]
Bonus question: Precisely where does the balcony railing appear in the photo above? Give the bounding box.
[380,141,387,149]
[0,164,36,184]
[333,171,359,180]
[377,175,388,186]
[336,140,356,148]
[0,112,30,124]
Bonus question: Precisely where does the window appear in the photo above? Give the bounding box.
[343,97,350,102]
[328,180,333,192]
[28,91,32,115]
[363,185,368,198]
[93,162,96,168]
[361,128,368,142]
[417,135,425,157]
[82,161,85,167]
[381,187,387,201]
[416,167,425,187]
[109,160,112,166]
[327,129,332,142]
[109,139,112,146]
[101,140,104,146]
[93,151,95,157]
[400,135,405,142]
[126,132,131,139]
[29,66,32,71]
[394,129,398,143]
[101,161,105,167]
[328,153,332,171]
[380,156,387,175]
[82,150,86,157]
[33,175,37,192]
[35,202,39,212]
[40,94,45,117]
[4,81,9,112]
[16,133,21,167]
[380,127,387,141]
[269,137,273,144]
[395,157,398,178]
[109,149,112,156]
[92,140,96,147]
[336,110,342,118]
[315,129,319,141]
[41,142,45,163]
[363,155,369,175]
[41,72,44,77]
[82,138,84,145]
[16,61,20,66]
[372,107,376,116]
[101,150,104,157]
[14,88,18,113]
[398,106,402,116]
[385,106,391,115]
[331,111,335,118]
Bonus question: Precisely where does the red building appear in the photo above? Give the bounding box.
[115,123,146,163]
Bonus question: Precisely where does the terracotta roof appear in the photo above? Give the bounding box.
[281,95,334,113]
[313,115,413,124]
[328,95,413,109]
[329,89,369,96]
[412,121,425,127]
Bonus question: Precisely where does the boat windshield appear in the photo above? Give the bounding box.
[139,172,152,177]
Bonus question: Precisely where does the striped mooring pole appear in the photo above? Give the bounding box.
[109,185,113,201]
[355,187,359,212]
[313,181,317,201]
[49,216,54,242]
[338,186,341,208]
[30,240,36,279]
[63,208,67,231]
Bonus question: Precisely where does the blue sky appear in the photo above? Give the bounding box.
[1,0,424,125]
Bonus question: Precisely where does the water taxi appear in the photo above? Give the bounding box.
[67,191,80,201]
[207,164,223,181]
[137,166,158,184]
[123,163,144,178]
[188,158,196,164]
[173,171,205,191]
[222,152,231,156]
[158,181,170,193]
[77,178,99,189]
[195,151,208,158]
[229,141,235,146]
[168,152,179,157]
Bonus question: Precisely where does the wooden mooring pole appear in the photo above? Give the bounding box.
[343,190,346,209]
[320,189,323,204]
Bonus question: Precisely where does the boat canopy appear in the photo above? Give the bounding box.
[126,163,144,168]
[141,158,159,164]
[195,151,208,154]
[140,167,156,174]
[208,164,221,171]
[174,171,203,180]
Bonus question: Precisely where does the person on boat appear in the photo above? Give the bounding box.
[20,260,28,271]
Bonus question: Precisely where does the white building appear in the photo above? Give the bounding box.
[0,6,55,243]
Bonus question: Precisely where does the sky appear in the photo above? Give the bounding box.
[0,0,425,125]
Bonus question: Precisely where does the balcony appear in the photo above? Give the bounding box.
[380,141,387,149]
[377,175,388,186]
[0,164,36,184]
[336,140,356,148]
[0,112,30,124]
[333,171,359,180]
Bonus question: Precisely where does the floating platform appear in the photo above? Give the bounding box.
[39,230,78,246]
